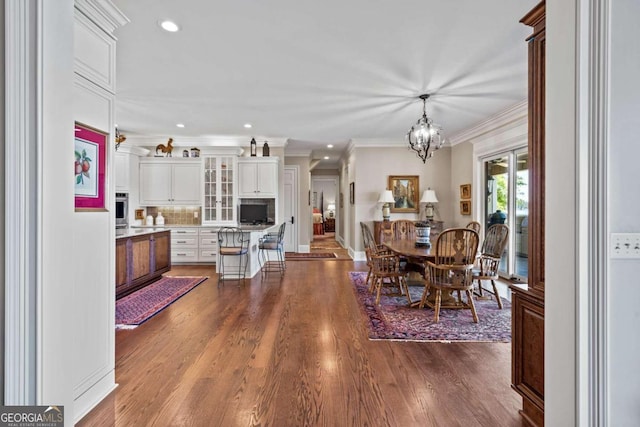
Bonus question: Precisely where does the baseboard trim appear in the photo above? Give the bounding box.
[74,372,117,423]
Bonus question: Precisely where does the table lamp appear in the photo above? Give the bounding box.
[327,203,335,218]
[420,189,438,222]
[378,190,395,221]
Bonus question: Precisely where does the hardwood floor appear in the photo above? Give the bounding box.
[79,261,522,427]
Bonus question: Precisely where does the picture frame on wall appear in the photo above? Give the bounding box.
[349,182,355,204]
[388,175,419,213]
[339,192,344,208]
[460,183,471,200]
[460,200,472,215]
[75,122,108,211]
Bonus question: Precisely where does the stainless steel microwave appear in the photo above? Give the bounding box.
[115,192,128,228]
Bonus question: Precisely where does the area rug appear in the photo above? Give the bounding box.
[116,276,207,329]
[285,252,337,259]
[349,271,511,342]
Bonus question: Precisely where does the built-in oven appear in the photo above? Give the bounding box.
[115,192,129,229]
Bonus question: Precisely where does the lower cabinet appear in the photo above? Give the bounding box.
[171,227,218,264]
[510,284,545,427]
[116,230,171,299]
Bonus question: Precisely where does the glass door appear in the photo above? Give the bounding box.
[203,156,235,224]
[482,148,528,281]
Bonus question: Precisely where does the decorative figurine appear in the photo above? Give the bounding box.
[250,138,257,156]
[190,147,200,157]
[182,149,189,157]
[155,137,174,157]
[263,141,270,157]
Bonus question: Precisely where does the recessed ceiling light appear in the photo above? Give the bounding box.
[176,123,185,128]
[324,156,330,160]
[159,20,180,32]
[327,144,334,148]
[244,123,252,129]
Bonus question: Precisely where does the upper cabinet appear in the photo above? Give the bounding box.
[238,158,278,198]
[203,156,237,224]
[139,159,202,206]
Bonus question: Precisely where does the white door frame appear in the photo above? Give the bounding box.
[283,166,299,252]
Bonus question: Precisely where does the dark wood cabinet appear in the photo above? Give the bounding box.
[116,230,171,299]
[510,2,545,426]
[324,217,335,232]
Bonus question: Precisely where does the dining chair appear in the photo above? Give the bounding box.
[466,220,482,234]
[370,250,411,305]
[391,219,416,240]
[258,222,286,278]
[472,224,509,308]
[361,222,393,292]
[217,227,250,286]
[420,228,480,322]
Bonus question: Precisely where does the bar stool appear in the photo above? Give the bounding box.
[258,223,286,278]
[217,227,249,285]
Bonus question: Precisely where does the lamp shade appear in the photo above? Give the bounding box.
[327,203,335,211]
[378,190,395,204]
[420,189,438,204]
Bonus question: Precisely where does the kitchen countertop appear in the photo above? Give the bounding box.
[122,223,278,236]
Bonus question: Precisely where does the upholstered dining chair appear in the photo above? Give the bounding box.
[217,227,250,286]
[472,224,509,308]
[420,228,480,323]
[258,222,286,278]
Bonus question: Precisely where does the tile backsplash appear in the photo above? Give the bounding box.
[146,206,202,225]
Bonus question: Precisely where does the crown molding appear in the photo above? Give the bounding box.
[448,100,528,146]
[74,0,129,35]
[115,145,149,156]
[123,134,288,148]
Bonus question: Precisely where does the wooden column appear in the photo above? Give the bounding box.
[510,2,545,426]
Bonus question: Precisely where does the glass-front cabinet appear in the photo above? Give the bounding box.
[203,156,236,224]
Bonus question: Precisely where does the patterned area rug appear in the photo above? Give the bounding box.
[116,276,207,329]
[285,252,337,259]
[349,271,511,342]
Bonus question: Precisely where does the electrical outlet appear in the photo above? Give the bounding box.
[611,233,640,259]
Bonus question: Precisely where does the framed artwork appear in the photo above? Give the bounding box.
[460,183,471,200]
[339,192,344,208]
[460,200,472,215]
[388,175,419,213]
[75,122,108,211]
[349,182,355,205]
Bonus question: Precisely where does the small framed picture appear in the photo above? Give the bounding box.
[460,200,472,216]
[460,184,471,200]
[349,182,355,205]
[75,122,108,212]
[339,192,344,208]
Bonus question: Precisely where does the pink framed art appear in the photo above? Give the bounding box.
[75,122,108,211]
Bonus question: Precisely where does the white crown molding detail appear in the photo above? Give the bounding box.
[448,100,528,146]
[5,0,38,404]
[74,0,129,35]
[115,145,150,157]
[284,150,312,157]
[124,134,287,148]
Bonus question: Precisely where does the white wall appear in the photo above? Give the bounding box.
[450,142,474,227]
[608,0,640,423]
[351,145,452,254]
[0,0,5,404]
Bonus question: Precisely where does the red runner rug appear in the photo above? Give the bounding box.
[116,276,207,329]
[285,252,337,259]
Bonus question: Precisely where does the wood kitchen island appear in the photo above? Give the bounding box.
[115,228,171,299]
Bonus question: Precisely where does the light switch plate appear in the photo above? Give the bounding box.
[611,233,640,259]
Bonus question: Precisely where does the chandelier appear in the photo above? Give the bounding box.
[406,94,444,163]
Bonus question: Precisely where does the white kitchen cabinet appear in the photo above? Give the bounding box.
[203,156,237,224]
[238,158,278,198]
[139,159,202,206]
[171,227,199,263]
[114,152,130,192]
[199,228,218,262]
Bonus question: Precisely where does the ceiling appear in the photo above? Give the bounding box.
[112,0,537,167]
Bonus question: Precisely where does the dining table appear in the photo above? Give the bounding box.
[382,238,459,307]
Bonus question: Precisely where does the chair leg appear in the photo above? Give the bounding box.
[401,276,411,305]
[434,289,442,323]
[491,280,503,309]
[218,255,224,286]
[375,277,383,305]
[419,285,429,309]
[477,279,485,296]
[466,290,479,323]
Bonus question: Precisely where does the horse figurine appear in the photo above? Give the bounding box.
[155,138,174,157]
